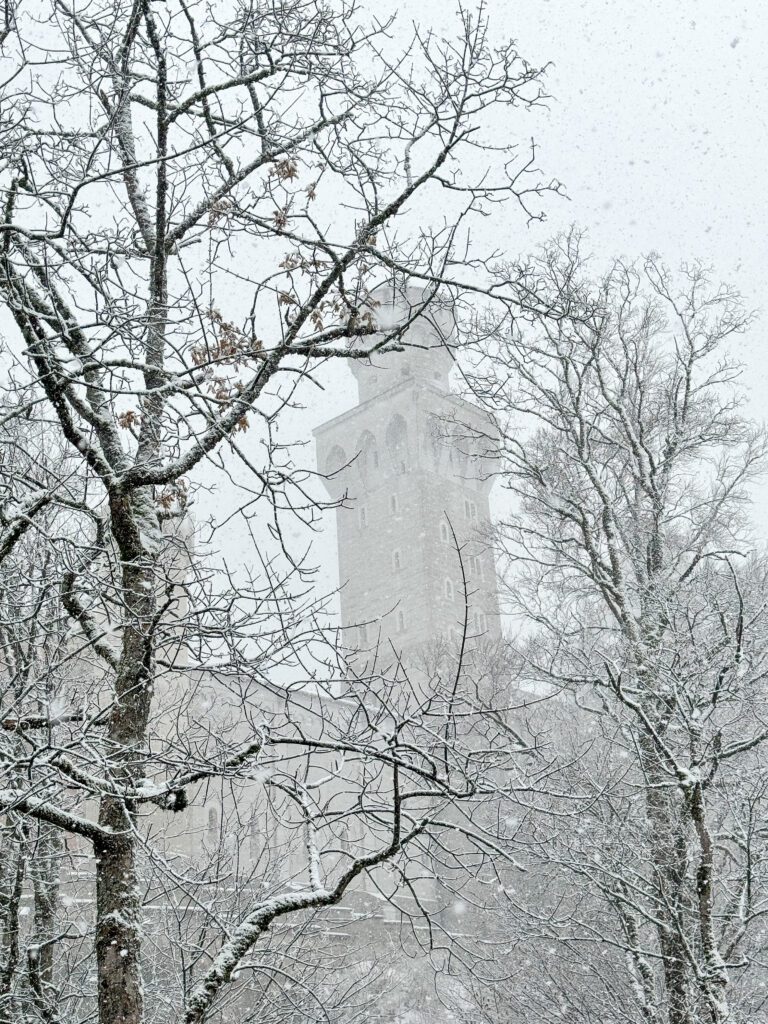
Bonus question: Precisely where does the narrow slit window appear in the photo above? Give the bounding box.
[359,506,368,529]
[440,523,449,544]
[390,494,399,515]
[397,609,406,633]
[392,549,402,572]
[444,579,454,601]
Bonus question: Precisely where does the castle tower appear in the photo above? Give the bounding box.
[314,287,501,664]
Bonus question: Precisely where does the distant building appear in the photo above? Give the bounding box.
[314,285,502,664]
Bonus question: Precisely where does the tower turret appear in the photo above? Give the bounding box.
[314,287,501,661]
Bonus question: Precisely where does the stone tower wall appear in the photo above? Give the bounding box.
[315,298,501,661]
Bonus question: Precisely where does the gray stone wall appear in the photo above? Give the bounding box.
[315,319,502,660]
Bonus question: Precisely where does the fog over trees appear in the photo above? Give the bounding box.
[0,3,765,1024]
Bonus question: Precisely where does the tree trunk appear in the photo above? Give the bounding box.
[689,781,730,1022]
[28,824,61,1020]
[641,733,694,1024]
[0,830,24,1024]
[95,829,144,1024]
[95,520,157,1024]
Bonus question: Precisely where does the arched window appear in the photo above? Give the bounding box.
[357,430,379,488]
[392,549,402,572]
[440,522,449,544]
[385,414,409,475]
[444,579,454,601]
[326,445,347,477]
[324,444,348,498]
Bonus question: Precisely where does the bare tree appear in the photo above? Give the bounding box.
[461,232,768,1024]
[0,416,87,1024]
[0,2,555,1021]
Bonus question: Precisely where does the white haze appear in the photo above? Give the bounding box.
[191,0,768,612]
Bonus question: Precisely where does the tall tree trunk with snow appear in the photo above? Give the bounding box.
[0,827,23,1024]
[642,738,694,1024]
[95,503,160,1024]
[29,825,61,1019]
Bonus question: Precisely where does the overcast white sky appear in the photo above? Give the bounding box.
[434,0,767,399]
[509,0,767,356]
[201,0,768,596]
[307,0,768,424]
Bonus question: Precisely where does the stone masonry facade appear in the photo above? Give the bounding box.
[314,288,501,660]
